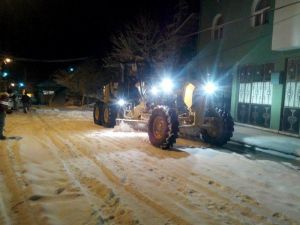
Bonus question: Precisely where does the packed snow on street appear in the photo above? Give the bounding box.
[0,107,299,225]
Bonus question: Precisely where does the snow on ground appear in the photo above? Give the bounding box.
[34,107,93,119]
[0,107,299,225]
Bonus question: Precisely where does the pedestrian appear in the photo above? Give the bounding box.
[11,91,18,111]
[0,92,9,140]
[21,92,31,113]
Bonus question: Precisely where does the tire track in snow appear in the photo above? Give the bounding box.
[0,141,37,225]
[34,115,139,225]
[10,114,100,225]
[28,118,104,224]
[0,176,12,225]
[34,112,298,225]
[38,115,267,225]
[36,114,193,225]
[74,129,298,225]
[37,116,258,225]
[74,134,270,224]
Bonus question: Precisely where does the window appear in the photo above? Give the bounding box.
[212,14,224,40]
[252,0,270,27]
[43,90,55,95]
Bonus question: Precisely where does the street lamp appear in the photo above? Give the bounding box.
[4,58,12,64]
[2,72,8,78]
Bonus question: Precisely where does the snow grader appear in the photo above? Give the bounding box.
[93,63,234,149]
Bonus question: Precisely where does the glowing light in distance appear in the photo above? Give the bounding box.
[4,58,12,64]
[203,82,218,95]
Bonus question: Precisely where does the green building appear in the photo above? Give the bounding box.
[195,0,300,135]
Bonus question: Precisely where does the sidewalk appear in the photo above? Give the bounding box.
[231,124,300,158]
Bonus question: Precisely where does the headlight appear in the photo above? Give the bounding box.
[203,82,218,95]
[117,99,126,106]
[150,86,159,95]
[161,78,174,94]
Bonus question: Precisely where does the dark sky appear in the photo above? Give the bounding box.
[0,0,200,58]
[0,0,200,81]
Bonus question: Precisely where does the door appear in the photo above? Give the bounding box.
[237,64,274,127]
[282,57,300,134]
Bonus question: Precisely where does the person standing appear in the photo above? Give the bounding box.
[0,92,9,140]
[21,92,31,113]
[11,91,18,111]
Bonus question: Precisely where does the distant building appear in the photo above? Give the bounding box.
[36,80,65,105]
[196,0,300,134]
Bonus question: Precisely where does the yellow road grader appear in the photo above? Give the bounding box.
[93,63,234,149]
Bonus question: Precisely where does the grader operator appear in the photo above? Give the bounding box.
[93,63,234,149]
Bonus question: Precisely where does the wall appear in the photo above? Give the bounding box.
[272,0,300,51]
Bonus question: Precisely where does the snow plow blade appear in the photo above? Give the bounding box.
[115,119,148,132]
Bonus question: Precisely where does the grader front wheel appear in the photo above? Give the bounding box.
[148,106,179,149]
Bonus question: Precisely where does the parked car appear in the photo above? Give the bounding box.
[6,94,22,114]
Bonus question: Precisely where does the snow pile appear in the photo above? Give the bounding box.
[113,120,136,132]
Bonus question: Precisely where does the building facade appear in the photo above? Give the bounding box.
[196,0,300,135]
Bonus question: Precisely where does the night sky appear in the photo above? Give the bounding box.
[0,0,200,81]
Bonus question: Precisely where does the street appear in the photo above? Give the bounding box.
[0,108,299,225]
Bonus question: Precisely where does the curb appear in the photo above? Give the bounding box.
[235,122,300,138]
[229,138,300,159]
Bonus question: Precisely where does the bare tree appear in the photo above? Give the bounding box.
[54,61,110,106]
[104,0,197,76]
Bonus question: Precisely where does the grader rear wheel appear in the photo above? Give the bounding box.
[102,103,117,128]
[148,106,179,149]
[201,108,234,146]
[93,102,102,125]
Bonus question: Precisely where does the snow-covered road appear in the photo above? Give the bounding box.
[0,108,299,225]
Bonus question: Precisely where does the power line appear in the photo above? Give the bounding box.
[0,55,90,63]
[14,56,90,63]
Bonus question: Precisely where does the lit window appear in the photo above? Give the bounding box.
[43,90,55,95]
[212,14,224,40]
[252,0,270,27]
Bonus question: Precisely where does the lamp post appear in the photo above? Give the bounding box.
[0,57,12,92]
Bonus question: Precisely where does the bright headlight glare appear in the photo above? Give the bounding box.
[204,82,217,94]
[117,99,126,106]
[151,86,159,95]
[161,78,174,93]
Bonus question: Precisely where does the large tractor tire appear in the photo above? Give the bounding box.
[201,107,234,146]
[93,102,103,125]
[102,103,117,128]
[148,106,179,149]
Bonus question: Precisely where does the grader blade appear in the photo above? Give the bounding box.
[115,119,148,132]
